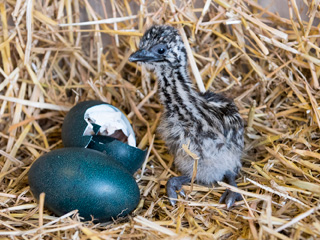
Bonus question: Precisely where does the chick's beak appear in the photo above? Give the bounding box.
[129,49,161,62]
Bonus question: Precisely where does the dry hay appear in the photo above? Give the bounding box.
[1,0,320,239]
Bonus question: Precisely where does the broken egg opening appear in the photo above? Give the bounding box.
[62,101,147,174]
[83,104,136,147]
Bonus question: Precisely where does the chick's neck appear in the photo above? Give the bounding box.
[155,65,201,118]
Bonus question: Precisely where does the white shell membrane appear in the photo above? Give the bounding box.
[83,104,136,147]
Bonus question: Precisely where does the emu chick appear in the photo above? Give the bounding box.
[129,25,244,208]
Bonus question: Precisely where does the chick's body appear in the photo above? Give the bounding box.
[158,90,243,186]
[130,25,244,207]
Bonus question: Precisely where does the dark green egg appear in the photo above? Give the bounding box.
[61,101,147,174]
[28,148,140,222]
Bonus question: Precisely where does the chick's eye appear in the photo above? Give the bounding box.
[157,48,165,54]
[152,44,167,55]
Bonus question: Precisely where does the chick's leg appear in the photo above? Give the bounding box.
[166,175,190,206]
[219,171,242,208]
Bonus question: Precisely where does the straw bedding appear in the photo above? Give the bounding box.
[1,0,320,239]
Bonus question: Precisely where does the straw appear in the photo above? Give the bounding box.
[1,0,320,239]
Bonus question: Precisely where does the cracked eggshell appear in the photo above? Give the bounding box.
[61,101,146,174]
[83,104,136,147]
[28,148,140,222]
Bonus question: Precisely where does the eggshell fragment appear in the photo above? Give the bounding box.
[88,135,147,174]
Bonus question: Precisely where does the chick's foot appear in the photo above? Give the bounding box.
[219,170,242,208]
[219,189,242,208]
[166,175,190,206]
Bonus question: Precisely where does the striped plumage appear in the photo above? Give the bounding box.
[130,25,244,208]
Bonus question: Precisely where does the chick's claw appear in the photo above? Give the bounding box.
[166,176,190,206]
[219,189,242,209]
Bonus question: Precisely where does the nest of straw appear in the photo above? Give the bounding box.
[1,0,320,239]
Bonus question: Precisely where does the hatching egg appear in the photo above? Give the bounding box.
[28,148,140,222]
[61,101,147,174]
